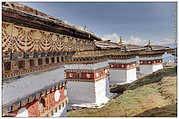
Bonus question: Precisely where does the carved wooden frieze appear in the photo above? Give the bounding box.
[2,22,96,54]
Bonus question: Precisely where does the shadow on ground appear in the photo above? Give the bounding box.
[135,104,177,117]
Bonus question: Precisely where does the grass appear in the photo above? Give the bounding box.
[67,66,177,117]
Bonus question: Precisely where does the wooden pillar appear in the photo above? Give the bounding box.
[25,59,30,69]
[34,59,38,67]
[54,56,57,64]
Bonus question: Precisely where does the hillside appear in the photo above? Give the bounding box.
[67,66,177,117]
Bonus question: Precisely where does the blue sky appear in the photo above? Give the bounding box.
[20,2,176,47]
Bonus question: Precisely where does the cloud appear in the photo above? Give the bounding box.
[102,33,147,45]
[102,33,176,47]
[126,36,147,45]
[102,33,120,43]
[154,38,176,45]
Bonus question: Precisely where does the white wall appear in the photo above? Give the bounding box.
[95,78,109,105]
[65,61,110,106]
[109,68,137,84]
[52,105,67,117]
[153,64,163,72]
[127,68,137,83]
[67,78,109,106]
[140,65,152,75]
[139,64,163,75]
[106,77,111,98]
[67,81,96,104]
[110,70,126,84]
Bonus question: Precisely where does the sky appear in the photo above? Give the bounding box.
[20,2,177,47]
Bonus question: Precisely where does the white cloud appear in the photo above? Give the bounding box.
[102,33,147,45]
[102,33,120,43]
[126,35,147,45]
[153,38,176,45]
[102,33,176,47]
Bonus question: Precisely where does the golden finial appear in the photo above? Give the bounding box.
[119,36,125,45]
[168,57,171,63]
[148,40,151,46]
[84,25,87,31]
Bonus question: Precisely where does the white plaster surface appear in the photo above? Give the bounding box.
[52,105,67,117]
[2,67,65,106]
[95,77,110,105]
[16,108,28,117]
[139,63,163,75]
[67,78,110,107]
[67,81,96,104]
[153,64,163,72]
[65,61,108,70]
[109,68,137,85]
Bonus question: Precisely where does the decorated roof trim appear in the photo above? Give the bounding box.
[2,3,102,41]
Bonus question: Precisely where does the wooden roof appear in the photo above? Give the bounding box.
[2,2,102,41]
[95,40,145,51]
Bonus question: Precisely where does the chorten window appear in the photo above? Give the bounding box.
[57,57,59,63]
[38,58,42,65]
[61,57,64,62]
[18,60,25,69]
[4,62,11,71]
[45,58,49,64]
[30,59,34,67]
[51,57,55,64]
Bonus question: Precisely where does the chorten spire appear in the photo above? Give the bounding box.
[148,40,151,46]
[84,24,87,31]
[119,36,125,45]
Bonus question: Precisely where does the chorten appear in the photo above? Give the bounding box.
[119,36,125,45]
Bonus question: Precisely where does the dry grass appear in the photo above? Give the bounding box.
[67,66,177,117]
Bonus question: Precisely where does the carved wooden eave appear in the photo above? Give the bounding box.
[72,44,174,58]
[72,48,144,58]
[138,45,175,56]
[95,40,146,52]
[2,4,102,41]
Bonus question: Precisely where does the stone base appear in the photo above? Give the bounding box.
[109,68,137,85]
[139,64,163,75]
